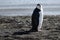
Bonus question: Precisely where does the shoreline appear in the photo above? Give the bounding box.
[0,15,60,17]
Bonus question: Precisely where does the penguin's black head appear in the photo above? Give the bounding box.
[36,4,41,10]
[37,4,41,6]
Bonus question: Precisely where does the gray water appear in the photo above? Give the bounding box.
[0,4,60,16]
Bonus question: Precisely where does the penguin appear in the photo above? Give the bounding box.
[29,4,43,32]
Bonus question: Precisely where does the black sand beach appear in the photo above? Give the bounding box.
[0,15,60,40]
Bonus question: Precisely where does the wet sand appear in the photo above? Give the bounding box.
[0,15,60,40]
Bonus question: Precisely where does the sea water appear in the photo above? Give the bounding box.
[0,4,60,16]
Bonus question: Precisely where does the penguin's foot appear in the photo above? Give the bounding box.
[28,29,38,32]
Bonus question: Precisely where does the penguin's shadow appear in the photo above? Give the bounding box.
[12,31,30,35]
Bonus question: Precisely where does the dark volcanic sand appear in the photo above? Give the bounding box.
[0,15,60,40]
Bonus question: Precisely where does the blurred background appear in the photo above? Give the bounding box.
[0,0,60,16]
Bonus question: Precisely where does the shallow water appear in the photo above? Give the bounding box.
[0,4,60,16]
